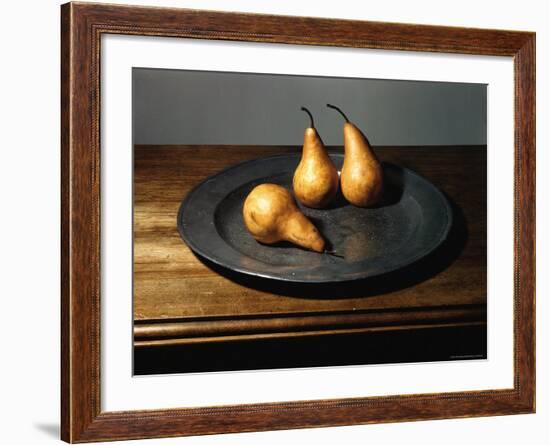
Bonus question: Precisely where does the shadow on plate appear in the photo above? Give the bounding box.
[308,162,405,212]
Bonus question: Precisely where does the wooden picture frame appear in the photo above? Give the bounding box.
[61,2,535,442]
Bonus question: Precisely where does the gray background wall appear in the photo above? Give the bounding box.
[133,68,486,146]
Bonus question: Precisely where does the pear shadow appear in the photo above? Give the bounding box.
[309,188,349,210]
[302,162,404,212]
[299,162,405,216]
[195,193,468,300]
[368,163,405,208]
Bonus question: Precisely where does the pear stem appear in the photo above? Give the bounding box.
[324,250,344,259]
[326,103,350,123]
[301,106,315,128]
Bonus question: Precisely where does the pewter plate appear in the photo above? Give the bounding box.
[177,153,452,283]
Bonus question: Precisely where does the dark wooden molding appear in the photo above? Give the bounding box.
[61,2,535,442]
[134,306,487,347]
[513,33,536,411]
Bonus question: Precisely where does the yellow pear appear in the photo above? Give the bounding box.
[243,183,325,252]
[293,107,339,208]
[327,104,384,207]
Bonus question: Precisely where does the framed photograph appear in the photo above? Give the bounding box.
[61,2,535,442]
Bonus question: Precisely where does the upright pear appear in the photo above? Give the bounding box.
[327,104,384,207]
[243,183,325,253]
[293,107,339,209]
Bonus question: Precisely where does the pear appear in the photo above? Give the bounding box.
[243,183,325,252]
[293,107,339,209]
[327,104,384,207]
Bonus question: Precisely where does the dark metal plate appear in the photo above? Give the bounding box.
[177,153,452,283]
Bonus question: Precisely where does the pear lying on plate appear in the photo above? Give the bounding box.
[243,183,325,253]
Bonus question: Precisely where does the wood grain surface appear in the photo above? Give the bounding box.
[61,3,535,442]
[134,145,487,346]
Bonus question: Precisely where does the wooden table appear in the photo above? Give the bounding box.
[133,145,486,373]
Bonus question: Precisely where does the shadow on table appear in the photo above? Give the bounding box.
[196,193,469,299]
[33,422,59,439]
